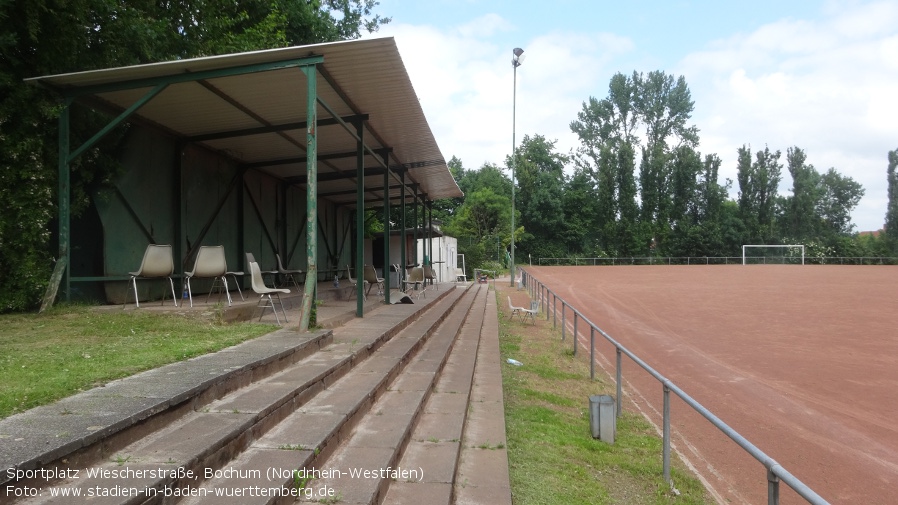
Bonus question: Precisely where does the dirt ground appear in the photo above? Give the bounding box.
[519,265,898,505]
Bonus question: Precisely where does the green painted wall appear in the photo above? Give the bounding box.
[96,127,177,304]
[91,125,350,305]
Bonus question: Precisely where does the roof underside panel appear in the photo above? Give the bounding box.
[28,37,463,204]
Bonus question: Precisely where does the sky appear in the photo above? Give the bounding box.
[362,0,898,232]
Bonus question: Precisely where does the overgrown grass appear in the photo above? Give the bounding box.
[499,298,711,505]
[0,304,276,419]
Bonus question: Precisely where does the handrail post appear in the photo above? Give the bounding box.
[616,348,622,417]
[572,312,578,355]
[589,326,595,380]
[553,294,557,329]
[561,303,566,341]
[768,468,780,505]
[663,384,671,483]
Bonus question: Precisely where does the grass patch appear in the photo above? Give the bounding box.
[0,303,276,419]
[499,292,710,505]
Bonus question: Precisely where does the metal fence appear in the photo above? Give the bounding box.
[538,256,898,266]
[520,268,830,505]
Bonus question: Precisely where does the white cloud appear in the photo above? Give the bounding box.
[371,18,634,171]
[680,1,898,230]
[371,1,897,231]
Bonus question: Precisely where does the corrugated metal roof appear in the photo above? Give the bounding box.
[26,37,463,205]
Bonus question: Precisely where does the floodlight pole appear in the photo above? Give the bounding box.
[510,47,523,286]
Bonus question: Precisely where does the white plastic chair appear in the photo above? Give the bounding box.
[246,252,277,284]
[508,296,524,321]
[403,267,426,298]
[363,265,384,295]
[521,300,539,324]
[276,253,302,289]
[346,265,368,300]
[128,244,178,308]
[249,262,290,324]
[508,296,538,324]
[185,245,231,308]
[423,264,438,290]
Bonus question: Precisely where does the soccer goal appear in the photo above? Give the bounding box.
[742,245,805,265]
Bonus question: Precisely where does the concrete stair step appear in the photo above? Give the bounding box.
[2,328,334,503]
[294,286,483,505]
[184,285,482,505]
[14,287,462,504]
[453,291,512,504]
[381,284,488,505]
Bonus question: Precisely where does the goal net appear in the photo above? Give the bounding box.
[742,245,805,265]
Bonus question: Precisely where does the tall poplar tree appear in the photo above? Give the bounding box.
[885,149,898,244]
[736,145,782,243]
[783,146,822,240]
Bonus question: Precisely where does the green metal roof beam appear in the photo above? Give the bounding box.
[245,148,384,169]
[283,164,393,184]
[315,96,395,177]
[315,95,387,171]
[187,114,368,142]
[318,182,406,198]
[318,65,408,183]
[56,55,325,98]
[68,82,167,163]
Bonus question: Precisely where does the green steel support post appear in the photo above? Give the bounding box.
[236,167,245,282]
[400,170,406,278]
[299,64,318,331]
[355,120,365,316]
[428,202,433,284]
[279,180,287,265]
[174,143,185,293]
[412,184,418,266]
[58,101,71,301]
[382,153,391,303]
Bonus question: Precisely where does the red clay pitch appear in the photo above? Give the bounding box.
[529,265,898,505]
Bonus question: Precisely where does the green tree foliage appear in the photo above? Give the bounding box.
[783,146,822,240]
[458,162,512,200]
[571,70,706,256]
[449,188,510,241]
[0,0,388,311]
[736,145,782,244]
[440,161,517,273]
[779,146,864,245]
[562,167,599,255]
[510,135,569,258]
[816,168,864,235]
[884,148,898,244]
[563,70,876,263]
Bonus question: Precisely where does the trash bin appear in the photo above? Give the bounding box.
[589,395,616,443]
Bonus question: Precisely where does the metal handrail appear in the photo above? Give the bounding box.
[521,268,830,505]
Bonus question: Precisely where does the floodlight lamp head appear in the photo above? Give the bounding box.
[512,47,525,67]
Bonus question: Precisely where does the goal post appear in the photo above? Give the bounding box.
[742,245,805,265]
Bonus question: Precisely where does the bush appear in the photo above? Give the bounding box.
[476,260,505,277]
